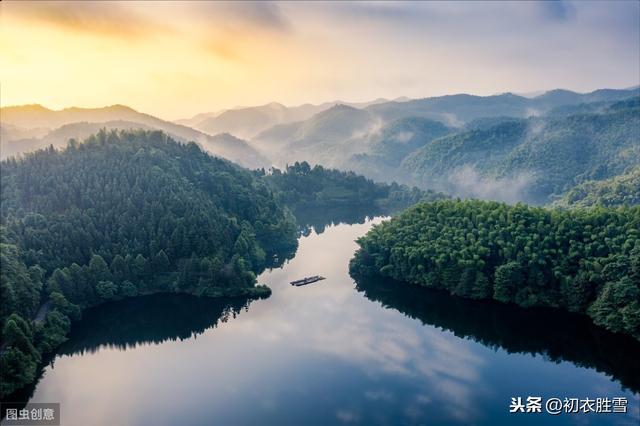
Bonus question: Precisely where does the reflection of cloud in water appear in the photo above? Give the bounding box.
[308,308,484,422]
[364,389,393,401]
[336,408,360,424]
[28,218,638,425]
[240,219,485,423]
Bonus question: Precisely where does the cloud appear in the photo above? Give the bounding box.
[2,1,637,117]
[304,2,568,28]
[201,39,243,62]
[178,2,292,35]
[277,2,637,109]
[3,2,158,39]
[222,2,291,33]
[336,409,360,424]
[447,165,535,203]
[441,113,464,128]
[4,1,291,41]
[538,0,577,22]
[364,389,393,401]
[3,1,292,64]
[393,131,414,144]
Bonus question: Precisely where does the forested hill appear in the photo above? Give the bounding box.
[0,129,298,396]
[552,167,640,208]
[355,276,640,392]
[260,161,447,215]
[400,97,640,204]
[350,200,640,340]
[0,105,269,169]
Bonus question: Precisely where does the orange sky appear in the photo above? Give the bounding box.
[1,1,638,120]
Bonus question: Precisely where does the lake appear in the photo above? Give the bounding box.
[15,217,640,425]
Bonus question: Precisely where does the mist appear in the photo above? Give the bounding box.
[445,165,535,204]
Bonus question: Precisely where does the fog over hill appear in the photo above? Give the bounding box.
[179,87,634,145]
[2,87,638,205]
[363,87,639,125]
[251,104,383,167]
[0,105,268,169]
[552,166,640,208]
[177,97,400,140]
[243,88,639,204]
[399,97,640,203]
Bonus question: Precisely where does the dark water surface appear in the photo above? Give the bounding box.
[18,218,640,425]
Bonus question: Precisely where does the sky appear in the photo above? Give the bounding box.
[1,1,639,120]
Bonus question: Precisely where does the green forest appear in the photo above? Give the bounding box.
[1,103,638,397]
[0,130,298,396]
[0,130,447,397]
[261,161,446,214]
[350,199,640,340]
[400,97,639,204]
[552,166,640,208]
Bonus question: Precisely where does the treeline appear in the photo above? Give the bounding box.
[355,276,640,392]
[0,129,298,396]
[553,166,640,208]
[259,161,446,215]
[350,200,640,340]
[401,97,639,204]
[59,293,253,357]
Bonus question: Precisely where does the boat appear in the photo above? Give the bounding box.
[290,275,326,286]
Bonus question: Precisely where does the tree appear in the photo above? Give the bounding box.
[0,347,38,396]
[3,315,38,359]
[152,250,170,273]
[96,281,118,300]
[88,255,112,283]
[110,254,128,283]
[38,311,71,353]
[470,272,492,299]
[132,254,147,281]
[47,268,71,297]
[50,291,81,321]
[0,129,301,396]
[350,199,640,340]
[588,277,640,339]
[120,281,138,298]
[454,267,477,298]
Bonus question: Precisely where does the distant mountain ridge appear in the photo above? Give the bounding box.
[251,104,382,167]
[175,87,638,144]
[178,98,399,139]
[0,104,269,169]
[400,97,640,203]
[2,86,637,189]
[364,87,639,125]
[2,104,144,129]
[246,86,637,167]
[552,166,640,208]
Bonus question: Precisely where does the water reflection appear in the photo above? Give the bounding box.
[292,205,381,236]
[264,205,373,269]
[2,293,257,410]
[58,293,257,355]
[11,218,639,426]
[354,276,640,393]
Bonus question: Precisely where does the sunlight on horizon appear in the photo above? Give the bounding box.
[1,1,638,120]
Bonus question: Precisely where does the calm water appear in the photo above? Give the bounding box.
[14,217,640,425]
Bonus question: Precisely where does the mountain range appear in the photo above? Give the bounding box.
[2,87,638,205]
[0,104,268,168]
[400,97,639,203]
[176,97,400,139]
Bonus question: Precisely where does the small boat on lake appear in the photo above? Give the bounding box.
[290,275,326,286]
